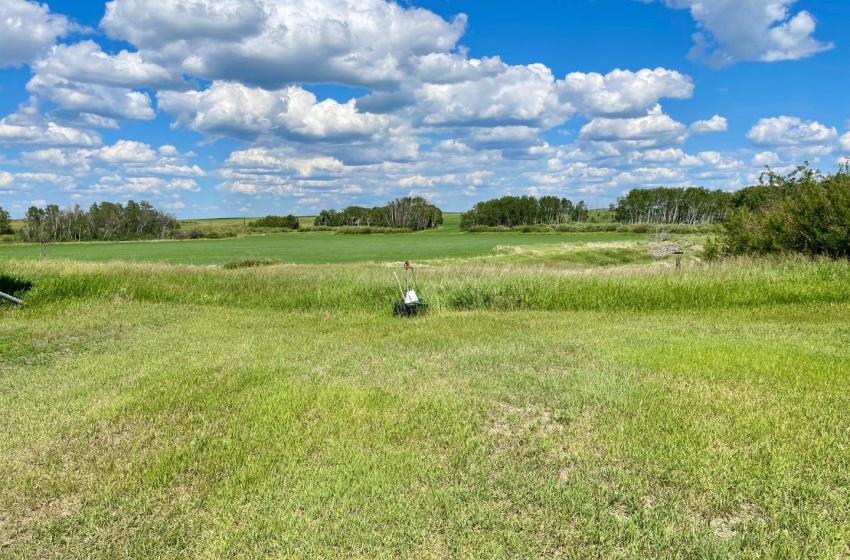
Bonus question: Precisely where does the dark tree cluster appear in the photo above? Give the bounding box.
[610,187,732,225]
[314,197,442,231]
[459,196,587,230]
[248,214,300,229]
[723,163,850,258]
[0,206,12,235]
[19,200,179,243]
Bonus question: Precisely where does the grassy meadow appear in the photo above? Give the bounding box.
[1,228,849,558]
[0,214,643,266]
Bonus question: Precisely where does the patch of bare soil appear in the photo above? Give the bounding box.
[650,244,682,259]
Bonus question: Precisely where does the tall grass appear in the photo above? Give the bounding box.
[4,256,849,314]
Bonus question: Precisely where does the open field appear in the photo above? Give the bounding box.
[2,241,849,558]
[0,214,647,266]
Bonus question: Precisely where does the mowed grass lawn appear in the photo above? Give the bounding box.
[0,214,640,266]
[1,252,849,557]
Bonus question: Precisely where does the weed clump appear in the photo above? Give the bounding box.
[222,257,282,269]
[173,226,240,239]
[335,226,413,234]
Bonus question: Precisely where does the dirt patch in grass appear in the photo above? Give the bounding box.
[1,494,82,550]
[707,504,759,540]
[490,403,563,440]
[650,244,683,259]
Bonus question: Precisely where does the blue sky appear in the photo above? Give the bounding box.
[1,0,848,217]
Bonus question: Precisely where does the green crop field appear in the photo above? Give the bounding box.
[1,232,848,558]
[0,214,646,266]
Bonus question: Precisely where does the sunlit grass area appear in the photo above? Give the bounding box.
[3,253,847,313]
[1,249,849,558]
[0,214,648,266]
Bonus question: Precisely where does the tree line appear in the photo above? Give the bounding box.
[459,196,588,230]
[314,197,443,231]
[608,165,850,258]
[610,186,732,225]
[9,201,179,243]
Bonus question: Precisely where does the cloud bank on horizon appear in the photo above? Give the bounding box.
[0,0,847,217]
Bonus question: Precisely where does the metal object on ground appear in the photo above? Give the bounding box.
[0,291,23,305]
[392,261,428,317]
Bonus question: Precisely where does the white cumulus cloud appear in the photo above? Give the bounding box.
[0,0,71,67]
[26,73,156,121]
[643,0,833,66]
[0,121,102,147]
[559,68,693,118]
[88,174,201,196]
[225,148,345,177]
[94,140,158,163]
[690,115,728,134]
[102,0,467,89]
[159,82,390,141]
[579,105,688,146]
[33,41,183,90]
[415,61,570,128]
[747,116,838,147]
[839,133,850,152]
[752,151,781,166]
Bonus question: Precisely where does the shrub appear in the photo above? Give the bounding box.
[701,238,723,262]
[723,163,850,258]
[222,257,282,269]
[172,226,242,240]
[335,226,413,234]
[201,227,240,239]
[248,214,300,229]
[246,227,294,235]
[173,228,203,240]
[511,225,555,233]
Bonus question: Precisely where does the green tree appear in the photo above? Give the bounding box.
[0,206,12,235]
[249,215,300,229]
[460,195,577,230]
[572,200,588,223]
[723,162,850,258]
[559,198,574,224]
[317,198,442,231]
[314,209,342,227]
[612,186,731,224]
[21,206,46,243]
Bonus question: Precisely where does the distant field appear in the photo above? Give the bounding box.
[587,208,613,222]
[0,214,646,266]
[180,216,316,229]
